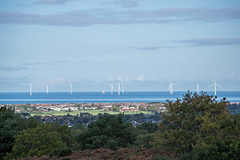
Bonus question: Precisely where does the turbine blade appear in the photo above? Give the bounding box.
[216,83,221,87]
[209,84,214,88]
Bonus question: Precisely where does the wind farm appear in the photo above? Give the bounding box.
[26,79,224,96]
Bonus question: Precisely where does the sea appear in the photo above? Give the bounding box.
[0,91,240,104]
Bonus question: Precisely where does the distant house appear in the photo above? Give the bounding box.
[103,105,112,111]
[120,106,130,112]
[84,107,96,110]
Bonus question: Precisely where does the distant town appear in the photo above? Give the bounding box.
[1,102,167,127]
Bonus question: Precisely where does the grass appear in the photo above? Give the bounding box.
[30,110,152,116]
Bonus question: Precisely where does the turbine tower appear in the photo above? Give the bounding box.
[196,84,200,94]
[111,83,114,95]
[46,85,48,94]
[70,84,72,94]
[30,83,32,96]
[118,83,121,95]
[168,80,178,95]
[121,82,124,94]
[209,81,221,96]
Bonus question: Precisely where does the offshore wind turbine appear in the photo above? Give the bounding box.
[29,83,32,96]
[168,80,178,95]
[70,84,72,94]
[209,81,221,96]
[196,84,200,94]
[111,83,114,95]
[118,83,121,95]
[46,85,48,94]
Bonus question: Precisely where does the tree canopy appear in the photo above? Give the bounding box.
[78,114,135,150]
[154,91,240,159]
[9,123,68,159]
[0,106,20,159]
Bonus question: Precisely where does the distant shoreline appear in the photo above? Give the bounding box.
[1,102,240,106]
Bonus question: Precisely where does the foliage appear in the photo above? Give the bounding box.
[135,133,155,148]
[154,91,240,159]
[78,114,136,150]
[9,123,67,159]
[17,116,41,131]
[0,106,20,159]
[137,122,159,133]
[112,106,120,112]
[50,123,73,148]
[183,114,240,160]
[70,123,86,150]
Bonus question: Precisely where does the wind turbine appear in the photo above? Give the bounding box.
[46,85,48,94]
[111,83,114,95]
[168,80,178,95]
[29,83,32,96]
[196,84,200,94]
[118,83,121,95]
[70,84,72,94]
[121,81,124,94]
[209,81,221,96]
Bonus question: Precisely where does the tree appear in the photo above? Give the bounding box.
[137,122,158,133]
[154,92,240,159]
[0,106,20,159]
[135,133,154,149]
[51,123,73,148]
[17,116,41,131]
[9,123,67,159]
[78,114,135,150]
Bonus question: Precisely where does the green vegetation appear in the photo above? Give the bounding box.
[154,91,240,159]
[7,123,68,159]
[0,106,20,159]
[78,114,136,150]
[1,92,239,159]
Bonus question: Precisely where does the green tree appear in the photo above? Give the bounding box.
[112,106,120,112]
[78,114,135,150]
[135,133,154,149]
[0,106,20,159]
[9,123,67,159]
[51,123,73,148]
[71,123,86,150]
[154,92,240,159]
[139,105,146,111]
[17,116,41,131]
[137,122,158,133]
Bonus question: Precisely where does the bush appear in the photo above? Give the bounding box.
[10,123,67,159]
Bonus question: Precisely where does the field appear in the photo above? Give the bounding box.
[30,110,152,116]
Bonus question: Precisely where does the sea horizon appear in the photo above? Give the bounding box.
[1,91,240,104]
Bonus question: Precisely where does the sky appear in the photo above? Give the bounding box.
[0,0,240,92]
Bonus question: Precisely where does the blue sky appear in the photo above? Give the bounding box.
[0,0,240,92]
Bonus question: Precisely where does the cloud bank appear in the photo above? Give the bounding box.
[0,7,240,27]
[0,66,29,71]
[175,38,240,46]
[135,46,176,50]
[100,0,139,8]
[33,0,69,5]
